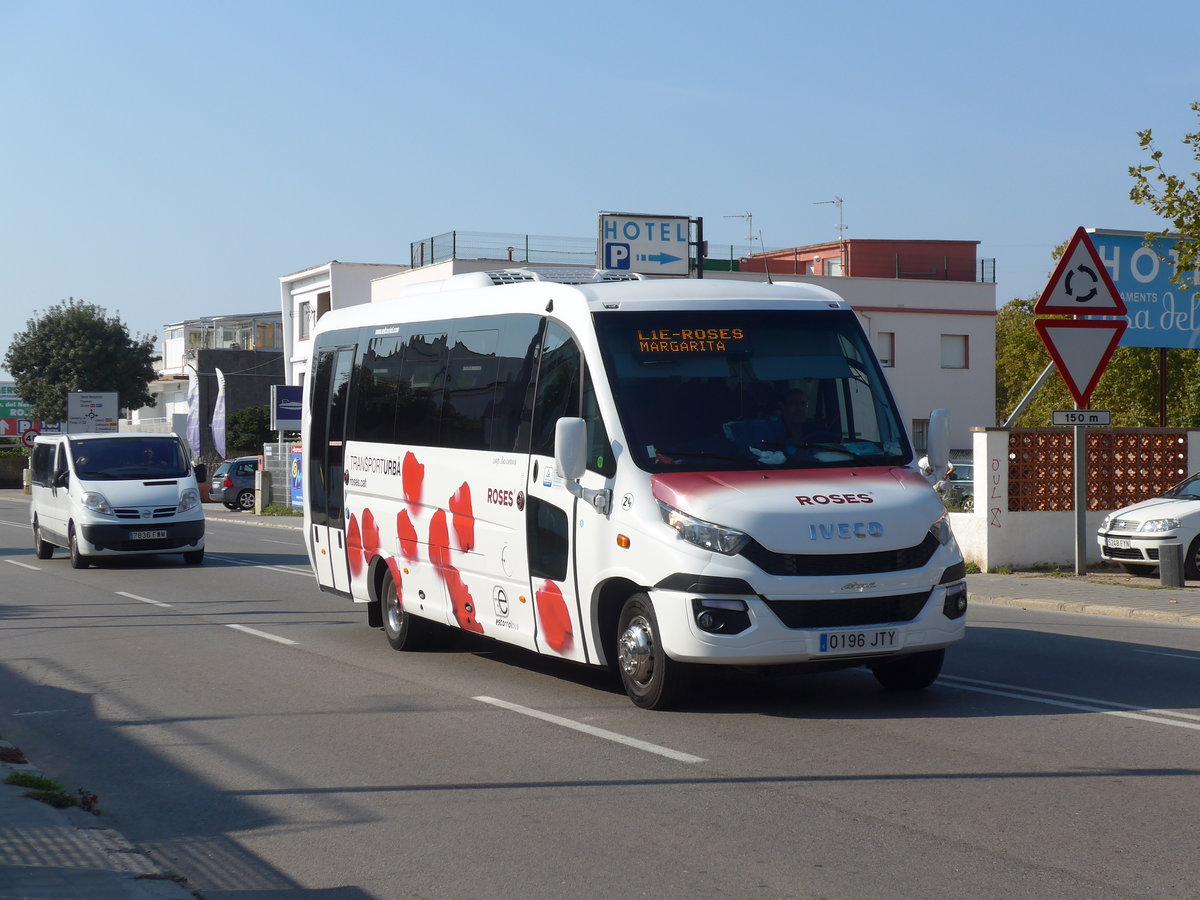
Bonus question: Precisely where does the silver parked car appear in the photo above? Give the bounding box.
[211,456,259,511]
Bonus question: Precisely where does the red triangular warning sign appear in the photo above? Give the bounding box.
[1034,227,1127,316]
[1034,319,1127,407]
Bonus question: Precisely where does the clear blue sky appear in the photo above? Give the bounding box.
[2,0,1196,379]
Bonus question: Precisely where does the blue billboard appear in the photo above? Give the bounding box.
[1089,229,1199,348]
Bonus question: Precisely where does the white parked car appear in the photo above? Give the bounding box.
[1097,473,1200,577]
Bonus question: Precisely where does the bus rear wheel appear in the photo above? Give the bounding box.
[616,593,690,710]
[383,575,445,651]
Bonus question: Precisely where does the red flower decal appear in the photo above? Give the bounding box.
[445,566,483,633]
[361,507,380,561]
[449,482,475,552]
[536,580,574,653]
[346,512,363,577]
[428,509,451,571]
[396,509,419,561]
[402,451,424,508]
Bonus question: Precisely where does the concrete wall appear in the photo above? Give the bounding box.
[951,427,1200,570]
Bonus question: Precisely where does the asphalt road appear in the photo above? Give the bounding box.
[2,498,1199,899]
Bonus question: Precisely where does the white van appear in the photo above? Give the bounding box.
[29,432,205,568]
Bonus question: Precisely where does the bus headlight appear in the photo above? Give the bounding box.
[929,511,953,546]
[657,500,750,555]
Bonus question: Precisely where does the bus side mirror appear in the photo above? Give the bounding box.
[554,416,612,515]
[554,417,587,482]
[926,408,950,470]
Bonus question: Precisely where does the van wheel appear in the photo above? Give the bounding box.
[237,489,255,511]
[68,527,90,569]
[616,593,691,710]
[184,549,204,565]
[382,573,447,650]
[871,649,945,691]
[33,520,54,559]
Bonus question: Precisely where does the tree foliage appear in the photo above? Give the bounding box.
[4,298,156,423]
[1129,100,1200,290]
[226,405,273,456]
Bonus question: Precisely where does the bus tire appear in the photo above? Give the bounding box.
[870,649,944,691]
[616,593,690,710]
[383,574,443,651]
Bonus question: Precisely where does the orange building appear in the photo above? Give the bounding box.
[739,238,986,283]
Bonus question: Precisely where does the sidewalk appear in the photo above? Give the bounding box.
[0,742,196,899]
[3,488,1200,898]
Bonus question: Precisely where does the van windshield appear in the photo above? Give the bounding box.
[592,308,911,472]
[68,436,191,480]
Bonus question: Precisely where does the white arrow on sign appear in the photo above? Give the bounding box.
[1034,319,1127,408]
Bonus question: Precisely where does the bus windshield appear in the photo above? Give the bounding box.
[593,308,911,472]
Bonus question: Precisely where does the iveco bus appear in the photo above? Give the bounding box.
[302,269,966,708]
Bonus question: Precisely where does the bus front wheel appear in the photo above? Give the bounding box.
[616,593,690,710]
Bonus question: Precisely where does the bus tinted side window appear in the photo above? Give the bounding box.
[395,328,448,446]
[530,323,581,457]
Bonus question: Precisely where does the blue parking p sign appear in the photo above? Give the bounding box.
[605,242,631,269]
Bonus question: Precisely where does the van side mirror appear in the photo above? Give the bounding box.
[54,470,69,488]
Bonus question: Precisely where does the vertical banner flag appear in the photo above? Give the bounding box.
[185,364,200,458]
[212,368,227,459]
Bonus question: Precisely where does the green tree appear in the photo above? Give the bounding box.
[4,298,156,423]
[1129,101,1200,290]
[226,405,273,456]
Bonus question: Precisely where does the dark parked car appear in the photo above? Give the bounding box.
[211,456,259,511]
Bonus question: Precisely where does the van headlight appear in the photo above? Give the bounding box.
[82,492,114,516]
[178,488,200,512]
[656,500,750,555]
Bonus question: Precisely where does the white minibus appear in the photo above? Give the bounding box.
[302,270,966,708]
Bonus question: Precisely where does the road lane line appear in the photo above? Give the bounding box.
[1134,649,1200,662]
[474,696,706,764]
[940,675,1200,731]
[206,553,312,577]
[6,559,40,570]
[115,591,172,608]
[226,624,298,646]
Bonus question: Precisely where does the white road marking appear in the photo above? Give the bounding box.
[226,624,298,646]
[5,559,40,570]
[940,675,1200,730]
[115,591,172,608]
[206,553,311,577]
[474,695,707,764]
[1133,649,1200,662]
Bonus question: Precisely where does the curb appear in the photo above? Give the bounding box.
[972,594,1200,627]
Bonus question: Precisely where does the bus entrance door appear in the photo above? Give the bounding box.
[308,345,356,594]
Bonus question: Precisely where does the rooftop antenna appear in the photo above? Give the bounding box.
[723,211,755,254]
[814,196,847,239]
